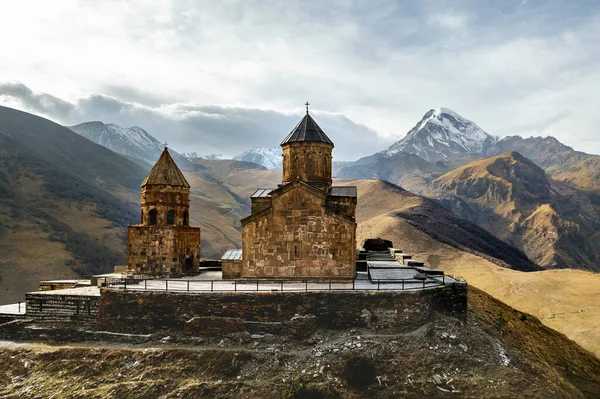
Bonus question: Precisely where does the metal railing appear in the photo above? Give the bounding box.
[105,276,447,293]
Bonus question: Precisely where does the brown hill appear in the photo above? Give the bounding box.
[424,152,600,271]
[345,179,538,272]
[0,107,147,304]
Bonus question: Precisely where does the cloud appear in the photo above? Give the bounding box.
[0,82,75,120]
[0,1,599,155]
[0,83,391,160]
[428,12,469,30]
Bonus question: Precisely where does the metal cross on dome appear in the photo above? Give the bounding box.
[305,101,310,114]
[163,142,168,149]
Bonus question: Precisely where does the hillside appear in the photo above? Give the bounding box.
[346,179,539,272]
[1,286,599,398]
[345,178,600,357]
[0,106,146,304]
[424,152,600,271]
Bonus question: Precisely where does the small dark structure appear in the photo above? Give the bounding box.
[363,238,393,252]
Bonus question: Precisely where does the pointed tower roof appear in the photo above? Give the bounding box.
[141,147,190,188]
[281,110,334,147]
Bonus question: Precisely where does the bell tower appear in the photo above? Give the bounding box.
[140,147,191,227]
[281,102,333,191]
[127,147,201,276]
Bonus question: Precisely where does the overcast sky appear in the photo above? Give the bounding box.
[1,0,599,159]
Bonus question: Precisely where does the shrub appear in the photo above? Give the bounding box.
[342,355,377,389]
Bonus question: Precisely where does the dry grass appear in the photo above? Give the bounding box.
[443,263,600,358]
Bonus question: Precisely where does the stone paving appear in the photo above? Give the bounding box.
[106,271,458,293]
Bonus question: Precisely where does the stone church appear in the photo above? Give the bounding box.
[230,108,357,279]
[127,148,201,275]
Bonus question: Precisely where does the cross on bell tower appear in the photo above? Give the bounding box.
[305,101,310,114]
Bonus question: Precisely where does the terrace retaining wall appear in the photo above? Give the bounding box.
[26,293,100,323]
[96,283,467,336]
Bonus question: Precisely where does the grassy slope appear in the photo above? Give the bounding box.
[0,108,145,304]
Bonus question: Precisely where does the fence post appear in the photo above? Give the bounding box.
[423,279,425,289]
[18,302,21,313]
[256,280,259,292]
[187,280,190,292]
[402,280,404,290]
[352,279,355,290]
[443,275,445,285]
[166,280,168,292]
[280,281,283,292]
[377,280,380,291]
[329,280,332,291]
[144,279,147,290]
[234,280,237,292]
[305,280,308,292]
[211,280,214,292]
[124,278,127,291]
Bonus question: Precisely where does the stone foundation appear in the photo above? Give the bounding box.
[96,283,467,335]
[222,259,242,279]
[26,291,100,323]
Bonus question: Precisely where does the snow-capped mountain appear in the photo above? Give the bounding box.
[234,147,282,170]
[181,151,199,159]
[68,121,194,170]
[69,121,166,165]
[381,108,498,162]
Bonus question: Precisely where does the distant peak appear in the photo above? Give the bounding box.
[71,120,106,128]
[427,107,473,123]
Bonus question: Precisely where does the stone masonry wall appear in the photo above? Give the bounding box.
[282,142,332,191]
[242,184,356,279]
[127,225,201,275]
[222,259,243,279]
[140,185,190,226]
[26,293,100,323]
[96,284,467,336]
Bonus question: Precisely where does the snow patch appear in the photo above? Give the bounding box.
[234,147,282,170]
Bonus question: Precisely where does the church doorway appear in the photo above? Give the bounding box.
[184,257,193,273]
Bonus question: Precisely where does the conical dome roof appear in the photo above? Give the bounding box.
[141,147,190,188]
[281,113,333,147]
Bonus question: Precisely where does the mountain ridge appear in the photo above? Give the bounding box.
[68,121,198,171]
[425,151,600,271]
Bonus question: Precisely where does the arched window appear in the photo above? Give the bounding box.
[183,211,189,226]
[167,209,176,225]
[140,210,144,224]
[149,209,158,226]
[295,157,299,177]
